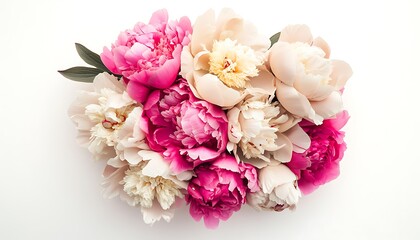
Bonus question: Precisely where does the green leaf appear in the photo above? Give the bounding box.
[75,43,110,73]
[269,32,281,48]
[58,66,104,82]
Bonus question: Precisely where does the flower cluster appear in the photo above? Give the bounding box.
[62,8,352,229]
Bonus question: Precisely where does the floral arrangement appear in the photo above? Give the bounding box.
[60,8,352,229]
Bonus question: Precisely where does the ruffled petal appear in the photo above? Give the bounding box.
[194,72,244,108]
[141,200,175,225]
[141,151,171,178]
[276,80,319,123]
[148,9,168,25]
[330,60,353,91]
[93,73,125,93]
[269,42,297,86]
[313,37,330,58]
[311,91,343,120]
[259,164,296,194]
[283,125,311,153]
[248,68,276,94]
[190,9,216,55]
[279,24,313,44]
[126,80,151,103]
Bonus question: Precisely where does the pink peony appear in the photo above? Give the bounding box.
[186,154,258,229]
[286,111,349,195]
[141,78,228,174]
[100,9,192,103]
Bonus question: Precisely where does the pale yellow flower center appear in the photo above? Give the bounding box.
[208,38,261,89]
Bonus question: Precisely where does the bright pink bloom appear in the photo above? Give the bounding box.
[186,154,258,229]
[142,78,228,173]
[287,111,349,195]
[100,9,192,103]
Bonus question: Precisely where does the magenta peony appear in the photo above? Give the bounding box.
[141,78,228,174]
[287,111,349,195]
[186,154,258,229]
[100,9,192,103]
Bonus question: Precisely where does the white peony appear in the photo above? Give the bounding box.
[227,91,310,168]
[102,150,187,224]
[68,73,137,160]
[247,164,300,211]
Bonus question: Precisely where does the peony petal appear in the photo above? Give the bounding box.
[194,50,210,71]
[203,214,220,229]
[283,125,311,153]
[242,157,270,169]
[272,133,293,163]
[313,37,330,58]
[259,164,296,194]
[279,24,313,44]
[134,57,180,89]
[269,42,297,86]
[276,80,320,123]
[212,154,240,172]
[194,72,244,108]
[180,146,220,161]
[126,80,150,103]
[227,107,241,144]
[191,9,216,55]
[93,73,125,93]
[323,110,350,130]
[311,91,343,120]
[180,45,195,79]
[148,9,168,25]
[141,151,171,178]
[109,154,128,168]
[217,11,270,53]
[141,200,175,225]
[330,60,353,91]
[248,68,276,94]
[123,148,143,165]
[100,47,118,74]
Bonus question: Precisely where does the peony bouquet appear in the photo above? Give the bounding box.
[60,8,352,229]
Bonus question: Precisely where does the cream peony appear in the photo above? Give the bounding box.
[268,25,352,124]
[227,91,310,168]
[68,73,137,160]
[247,164,300,211]
[113,107,150,165]
[180,8,275,108]
[102,150,187,224]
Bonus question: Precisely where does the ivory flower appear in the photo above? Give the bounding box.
[180,8,275,108]
[268,25,352,124]
[68,73,137,160]
[247,164,300,211]
[227,91,310,168]
[102,151,187,224]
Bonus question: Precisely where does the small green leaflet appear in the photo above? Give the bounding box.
[75,43,110,73]
[58,43,118,82]
[269,32,281,48]
[58,67,104,82]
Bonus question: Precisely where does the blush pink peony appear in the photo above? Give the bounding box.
[141,78,228,174]
[186,154,258,229]
[269,25,352,124]
[101,9,192,103]
[286,111,349,195]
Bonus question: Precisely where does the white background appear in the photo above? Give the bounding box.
[1,0,419,239]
